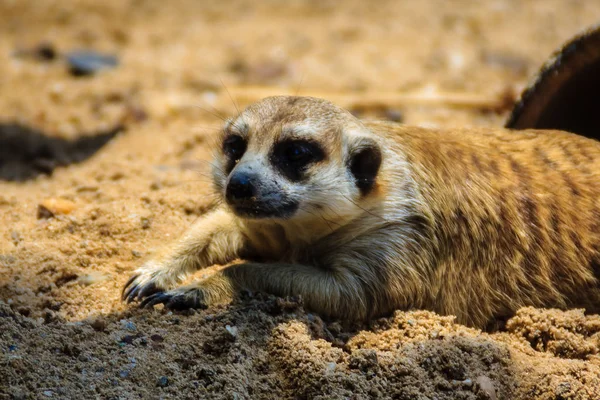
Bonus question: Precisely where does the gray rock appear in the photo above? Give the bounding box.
[66,50,118,76]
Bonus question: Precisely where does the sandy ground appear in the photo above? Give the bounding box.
[2,1,600,398]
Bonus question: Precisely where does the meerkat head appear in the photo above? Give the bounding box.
[212,96,383,225]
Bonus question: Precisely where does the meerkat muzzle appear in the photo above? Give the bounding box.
[226,171,257,203]
[225,168,298,219]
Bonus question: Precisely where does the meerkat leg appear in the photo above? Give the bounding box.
[139,262,372,319]
[122,208,247,303]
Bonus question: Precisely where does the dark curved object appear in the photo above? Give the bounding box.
[506,24,600,140]
[0,122,122,181]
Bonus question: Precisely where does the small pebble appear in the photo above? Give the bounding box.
[225,325,238,338]
[119,370,130,378]
[150,334,164,342]
[157,376,169,387]
[66,50,118,76]
[325,362,336,373]
[120,335,138,345]
[37,198,76,219]
[476,375,497,400]
[42,391,53,397]
[120,320,137,332]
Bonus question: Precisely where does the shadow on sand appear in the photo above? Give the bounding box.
[0,122,123,182]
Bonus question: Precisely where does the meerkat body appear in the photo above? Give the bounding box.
[123,96,600,328]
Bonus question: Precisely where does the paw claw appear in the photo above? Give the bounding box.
[121,272,166,304]
[125,288,139,304]
[122,266,213,311]
[121,274,140,301]
[134,288,208,311]
[140,292,171,308]
[138,282,162,299]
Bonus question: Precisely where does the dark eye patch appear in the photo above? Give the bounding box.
[222,134,247,173]
[271,139,326,182]
[349,141,382,196]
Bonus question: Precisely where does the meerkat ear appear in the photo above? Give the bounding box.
[348,138,382,195]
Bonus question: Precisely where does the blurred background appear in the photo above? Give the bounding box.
[2,0,600,137]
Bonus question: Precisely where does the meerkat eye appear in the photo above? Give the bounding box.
[222,135,247,162]
[285,142,316,164]
[279,140,324,166]
[271,139,325,181]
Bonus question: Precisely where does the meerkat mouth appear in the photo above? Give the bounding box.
[230,200,299,219]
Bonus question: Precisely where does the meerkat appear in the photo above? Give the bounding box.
[122,95,600,328]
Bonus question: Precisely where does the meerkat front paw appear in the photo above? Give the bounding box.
[139,287,209,310]
[122,260,180,304]
[137,273,236,311]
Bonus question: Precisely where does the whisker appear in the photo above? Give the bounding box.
[321,203,343,220]
[294,71,306,97]
[187,158,225,175]
[166,178,213,186]
[178,172,214,181]
[219,76,241,117]
[301,201,344,227]
[194,104,229,122]
[339,193,387,222]
[191,125,223,132]
[298,205,336,233]
[310,187,388,222]
[309,203,343,226]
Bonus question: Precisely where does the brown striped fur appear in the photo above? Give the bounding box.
[372,123,600,326]
[123,96,600,328]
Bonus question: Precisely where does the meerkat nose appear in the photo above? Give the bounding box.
[226,172,257,203]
